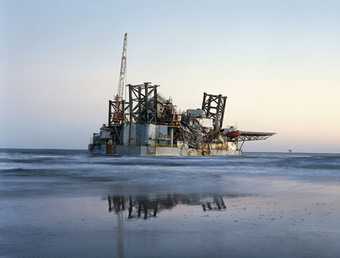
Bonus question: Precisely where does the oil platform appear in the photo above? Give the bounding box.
[88,33,275,156]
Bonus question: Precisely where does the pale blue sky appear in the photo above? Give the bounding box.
[1,0,340,152]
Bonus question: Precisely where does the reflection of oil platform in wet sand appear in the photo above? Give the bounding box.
[89,33,275,156]
[107,194,227,220]
[107,194,229,258]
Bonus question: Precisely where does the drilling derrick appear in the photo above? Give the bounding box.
[109,33,128,126]
[117,33,127,99]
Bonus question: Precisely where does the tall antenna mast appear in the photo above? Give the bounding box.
[117,33,127,99]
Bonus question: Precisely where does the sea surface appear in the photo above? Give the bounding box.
[1,149,340,258]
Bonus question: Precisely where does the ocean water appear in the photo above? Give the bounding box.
[1,149,340,258]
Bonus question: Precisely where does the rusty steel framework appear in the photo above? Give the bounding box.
[128,82,158,124]
[107,99,128,145]
[201,92,227,129]
[108,99,127,126]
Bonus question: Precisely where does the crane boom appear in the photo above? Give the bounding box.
[117,33,127,98]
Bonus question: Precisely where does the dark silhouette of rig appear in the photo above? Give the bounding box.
[107,194,227,220]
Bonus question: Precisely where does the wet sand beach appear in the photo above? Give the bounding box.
[1,149,340,258]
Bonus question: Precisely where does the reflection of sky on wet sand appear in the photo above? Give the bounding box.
[2,181,340,258]
[1,151,340,257]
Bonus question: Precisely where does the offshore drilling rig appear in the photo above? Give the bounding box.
[88,33,275,156]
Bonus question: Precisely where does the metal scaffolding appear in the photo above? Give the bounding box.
[128,82,158,124]
[201,92,227,129]
[108,99,127,126]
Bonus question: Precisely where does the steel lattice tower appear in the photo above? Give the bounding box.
[117,33,127,98]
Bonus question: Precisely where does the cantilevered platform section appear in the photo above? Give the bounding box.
[239,131,276,141]
[232,131,276,152]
